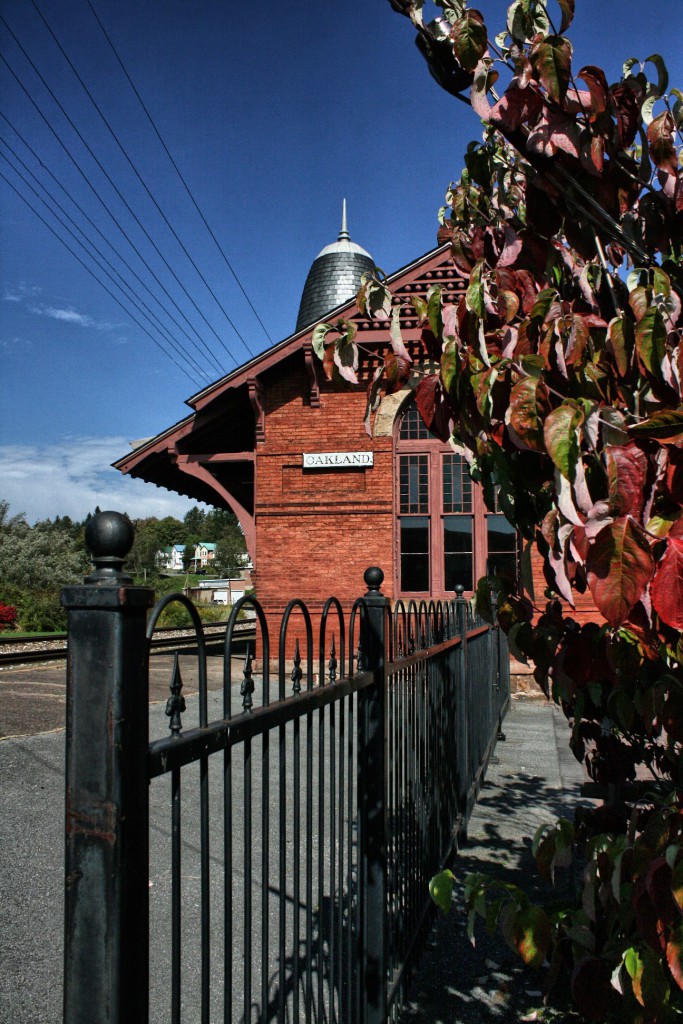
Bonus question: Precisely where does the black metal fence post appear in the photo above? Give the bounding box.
[61,512,154,1024]
[454,584,468,815]
[357,566,389,1024]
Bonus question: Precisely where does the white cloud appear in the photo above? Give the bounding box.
[39,306,94,327]
[3,283,41,303]
[5,287,123,333]
[0,437,209,524]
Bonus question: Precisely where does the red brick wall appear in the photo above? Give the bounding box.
[251,356,606,655]
[254,360,395,639]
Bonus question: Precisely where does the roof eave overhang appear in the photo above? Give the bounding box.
[186,243,451,412]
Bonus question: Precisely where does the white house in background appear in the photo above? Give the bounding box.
[157,541,219,572]
[158,544,185,571]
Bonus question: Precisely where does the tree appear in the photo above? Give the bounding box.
[0,499,26,534]
[214,533,246,575]
[183,505,206,536]
[316,2,683,1017]
[0,519,89,590]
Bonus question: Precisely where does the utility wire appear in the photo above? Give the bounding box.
[0,166,201,385]
[30,0,256,360]
[0,24,233,376]
[0,110,216,381]
[85,0,273,348]
[0,134,213,384]
[0,44,226,379]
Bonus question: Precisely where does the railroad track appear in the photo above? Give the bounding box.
[0,621,256,668]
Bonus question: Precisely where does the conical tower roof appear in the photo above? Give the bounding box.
[295,201,374,332]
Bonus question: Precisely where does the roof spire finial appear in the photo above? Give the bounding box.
[338,198,350,242]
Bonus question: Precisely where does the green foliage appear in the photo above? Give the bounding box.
[17,589,67,632]
[385,0,683,1017]
[438,802,683,1019]
[154,601,228,628]
[0,518,88,589]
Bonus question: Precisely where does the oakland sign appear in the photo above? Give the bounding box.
[302,451,374,469]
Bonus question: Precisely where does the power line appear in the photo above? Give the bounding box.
[0,22,233,376]
[84,0,273,349]
[0,166,201,385]
[0,109,217,381]
[0,42,227,379]
[0,16,230,374]
[0,134,213,384]
[30,0,257,361]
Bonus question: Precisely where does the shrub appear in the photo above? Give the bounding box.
[17,590,67,633]
[0,601,18,631]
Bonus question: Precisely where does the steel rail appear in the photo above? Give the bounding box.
[0,622,256,667]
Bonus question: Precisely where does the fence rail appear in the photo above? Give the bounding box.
[61,513,509,1024]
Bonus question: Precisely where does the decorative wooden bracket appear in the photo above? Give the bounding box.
[248,377,265,442]
[303,341,321,408]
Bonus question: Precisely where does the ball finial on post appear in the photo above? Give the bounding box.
[84,510,135,584]
[363,566,384,595]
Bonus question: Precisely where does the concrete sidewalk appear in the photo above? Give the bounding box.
[400,697,590,1024]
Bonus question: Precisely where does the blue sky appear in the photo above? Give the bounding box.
[1,1,682,522]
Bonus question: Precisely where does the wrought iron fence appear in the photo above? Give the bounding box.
[62,513,509,1024]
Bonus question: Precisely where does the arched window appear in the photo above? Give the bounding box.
[395,402,517,597]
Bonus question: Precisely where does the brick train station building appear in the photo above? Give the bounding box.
[115,210,597,629]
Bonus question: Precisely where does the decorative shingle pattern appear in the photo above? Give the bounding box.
[296,249,375,332]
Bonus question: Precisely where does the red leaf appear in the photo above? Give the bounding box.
[586,517,654,627]
[659,689,683,743]
[577,65,609,121]
[667,926,683,991]
[322,343,335,380]
[488,81,543,131]
[471,58,498,119]
[384,352,411,391]
[651,534,683,629]
[506,377,552,452]
[527,108,581,159]
[497,225,523,267]
[558,0,575,33]
[605,444,648,520]
[646,856,679,927]
[419,327,441,361]
[633,877,664,953]
[530,34,573,105]
[499,903,551,968]
[451,9,487,74]
[648,111,679,177]
[607,316,633,377]
[629,286,651,323]
[570,956,614,1021]
[629,409,683,444]
[611,81,643,148]
[414,375,453,443]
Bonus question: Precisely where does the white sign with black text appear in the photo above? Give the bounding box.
[302,451,374,469]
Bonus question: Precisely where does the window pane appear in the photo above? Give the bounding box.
[443,454,472,513]
[486,514,518,585]
[444,515,473,591]
[400,517,429,591]
[399,403,431,440]
[399,455,429,513]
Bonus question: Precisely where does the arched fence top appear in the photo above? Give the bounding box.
[279,598,314,700]
[147,590,208,729]
[319,596,345,686]
[224,593,270,715]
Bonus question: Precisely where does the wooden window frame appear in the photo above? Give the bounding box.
[394,403,510,600]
